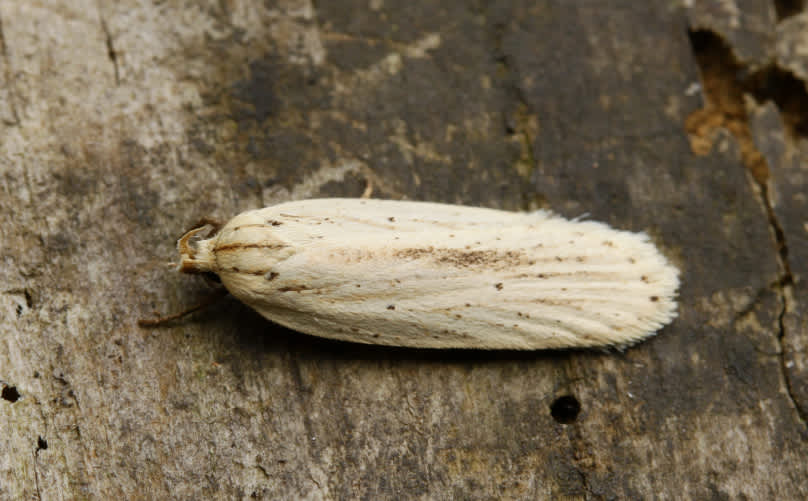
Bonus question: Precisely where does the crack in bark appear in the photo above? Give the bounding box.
[287,353,320,465]
[759,187,806,426]
[33,438,45,500]
[98,13,120,85]
[489,20,539,213]
[687,28,807,427]
[757,156,802,424]
[775,289,806,425]
[0,11,20,125]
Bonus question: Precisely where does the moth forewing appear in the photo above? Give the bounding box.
[176,198,679,349]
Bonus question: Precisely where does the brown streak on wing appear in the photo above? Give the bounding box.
[215,243,288,252]
[223,267,271,276]
[393,248,528,268]
[232,223,277,231]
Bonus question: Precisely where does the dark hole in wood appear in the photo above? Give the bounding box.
[1,385,19,403]
[551,395,581,424]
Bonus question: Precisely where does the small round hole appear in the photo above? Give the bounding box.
[551,395,581,424]
[2,385,20,403]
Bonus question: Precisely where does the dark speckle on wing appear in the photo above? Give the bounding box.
[394,247,527,268]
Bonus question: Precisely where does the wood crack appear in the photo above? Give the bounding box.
[687,27,807,428]
[489,16,539,212]
[98,13,120,85]
[0,11,20,125]
[759,186,804,426]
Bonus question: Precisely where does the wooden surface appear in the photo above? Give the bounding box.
[1,1,806,499]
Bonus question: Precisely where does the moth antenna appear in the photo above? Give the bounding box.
[176,218,223,258]
[137,288,228,328]
[187,217,223,234]
[177,226,211,259]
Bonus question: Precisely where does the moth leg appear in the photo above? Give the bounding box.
[138,288,228,327]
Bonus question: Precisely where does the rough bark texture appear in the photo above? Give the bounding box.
[1,1,806,499]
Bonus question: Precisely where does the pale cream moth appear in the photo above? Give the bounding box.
[167,198,679,350]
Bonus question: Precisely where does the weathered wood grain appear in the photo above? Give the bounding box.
[1,1,806,499]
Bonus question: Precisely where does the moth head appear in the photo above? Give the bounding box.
[177,224,219,275]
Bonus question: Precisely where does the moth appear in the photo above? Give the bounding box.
[153,198,679,350]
